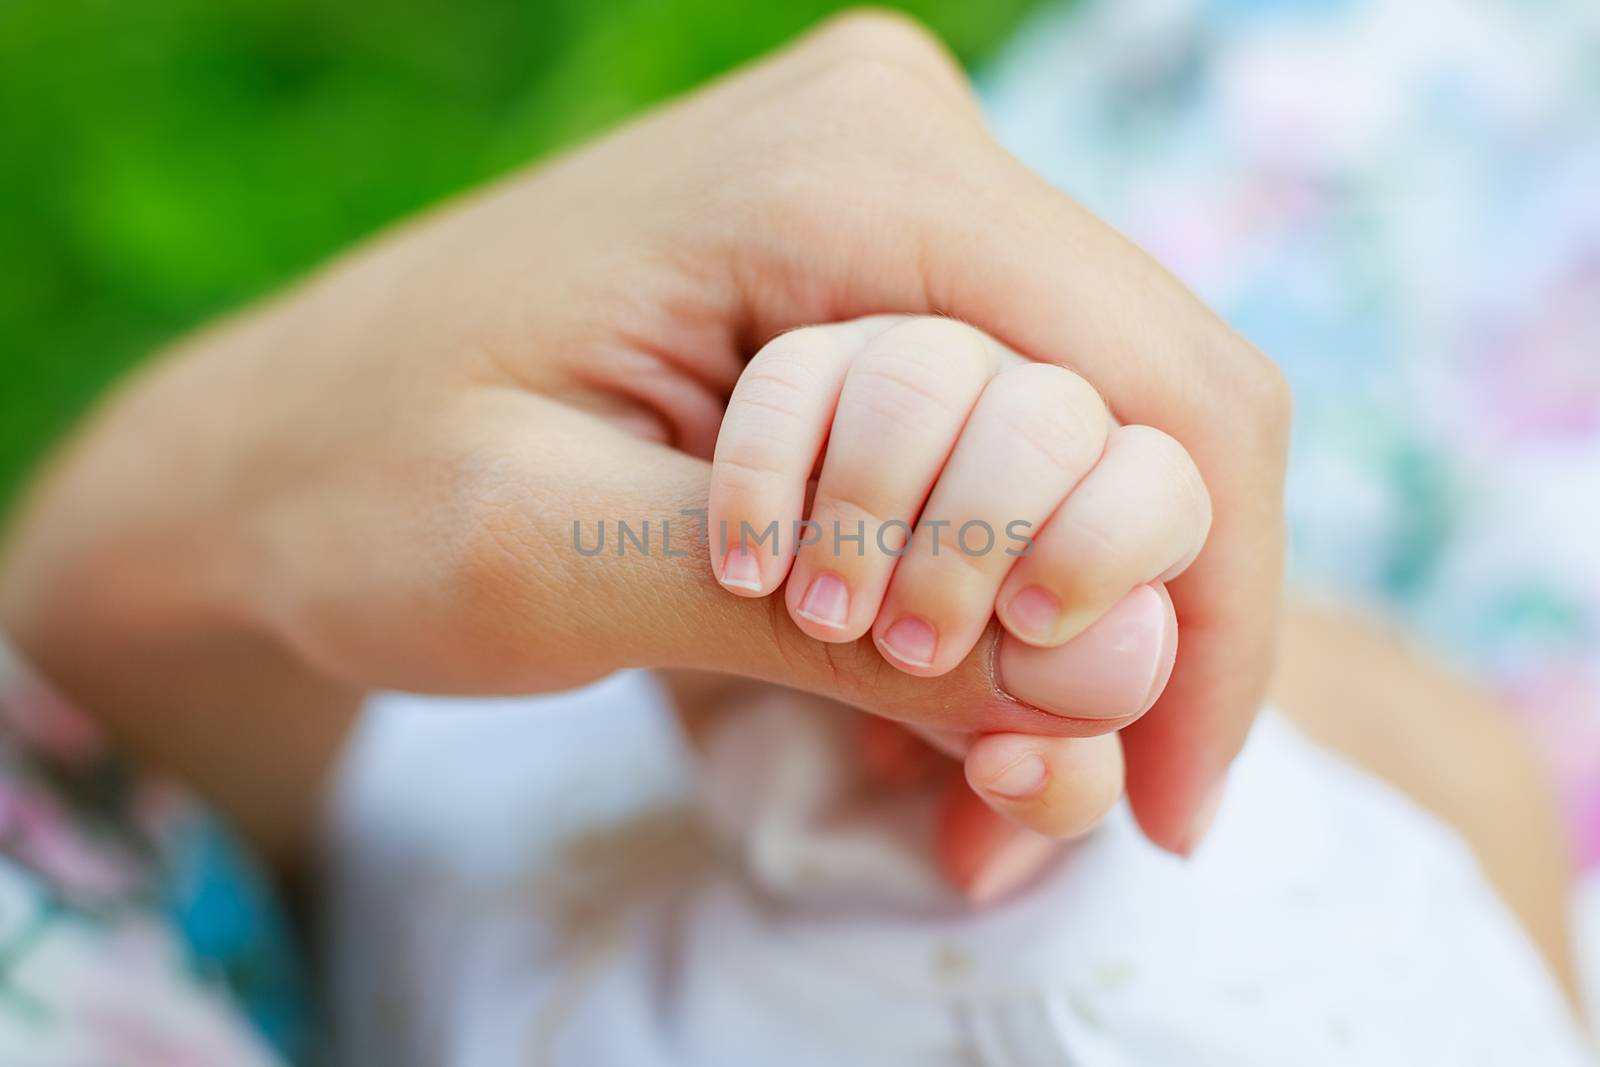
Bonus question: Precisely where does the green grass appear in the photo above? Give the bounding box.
[0,0,1040,506]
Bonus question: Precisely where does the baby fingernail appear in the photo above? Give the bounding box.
[797,572,849,629]
[880,616,937,669]
[1002,586,1062,644]
[720,545,762,592]
[971,748,1048,800]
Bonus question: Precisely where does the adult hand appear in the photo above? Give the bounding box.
[0,12,1287,861]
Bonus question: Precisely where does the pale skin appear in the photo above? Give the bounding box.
[0,13,1291,877]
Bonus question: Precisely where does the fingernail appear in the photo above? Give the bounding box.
[970,748,1048,800]
[796,572,849,629]
[966,832,1057,906]
[880,616,937,669]
[1179,778,1226,857]
[719,545,762,592]
[1001,585,1062,644]
[996,584,1176,718]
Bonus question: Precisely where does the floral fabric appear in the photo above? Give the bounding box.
[985,0,1600,866]
[0,638,311,1065]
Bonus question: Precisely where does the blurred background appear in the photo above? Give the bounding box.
[0,0,1042,504]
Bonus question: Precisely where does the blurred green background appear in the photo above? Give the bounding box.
[0,0,1042,507]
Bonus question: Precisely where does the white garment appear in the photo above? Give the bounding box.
[325,674,1593,1066]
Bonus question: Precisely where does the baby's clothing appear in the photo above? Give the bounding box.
[327,674,1591,1066]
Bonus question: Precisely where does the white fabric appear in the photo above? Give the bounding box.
[1580,875,1600,1039]
[325,675,1593,1066]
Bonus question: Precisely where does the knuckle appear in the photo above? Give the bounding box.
[718,343,835,484]
[791,9,973,132]
[1205,331,1294,454]
[757,323,846,370]
[726,386,808,427]
[1253,357,1295,444]
[1120,425,1211,520]
[814,488,889,537]
[744,21,977,231]
[849,347,974,425]
[929,528,1001,584]
[798,55,944,130]
[714,438,794,490]
[1233,343,1293,442]
[1049,509,1123,580]
[988,364,1107,476]
[877,316,994,377]
[733,357,823,425]
[805,9,954,76]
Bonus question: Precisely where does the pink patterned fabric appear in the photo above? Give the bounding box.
[0,639,305,1064]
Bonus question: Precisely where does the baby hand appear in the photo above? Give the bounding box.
[706,315,1214,888]
[707,315,1209,718]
